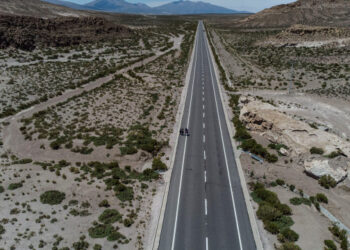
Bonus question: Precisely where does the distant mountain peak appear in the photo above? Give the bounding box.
[42,0,248,15]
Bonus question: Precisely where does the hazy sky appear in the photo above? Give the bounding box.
[69,0,296,12]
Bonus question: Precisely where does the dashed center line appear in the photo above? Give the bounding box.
[203,104,205,110]
[206,237,209,250]
[203,123,205,129]
[203,134,205,142]
[204,170,207,183]
[203,150,206,160]
[204,198,208,215]
[203,112,205,118]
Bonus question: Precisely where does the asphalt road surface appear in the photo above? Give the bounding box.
[158,21,256,250]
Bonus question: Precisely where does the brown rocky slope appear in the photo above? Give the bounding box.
[238,0,350,28]
[0,0,86,18]
[0,15,132,51]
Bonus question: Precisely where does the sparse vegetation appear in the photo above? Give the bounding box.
[251,182,296,244]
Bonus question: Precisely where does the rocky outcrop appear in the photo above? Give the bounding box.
[239,96,350,157]
[0,15,132,51]
[304,156,350,183]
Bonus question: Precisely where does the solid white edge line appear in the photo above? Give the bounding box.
[203,24,244,250]
[171,24,200,250]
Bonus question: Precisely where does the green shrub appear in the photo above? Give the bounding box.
[290,197,311,206]
[266,153,278,163]
[319,175,337,189]
[272,216,294,231]
[93,244,102,250]
[234,127,251,141]
[314,201,320,211]
[98,200,110,208]
[114,184,134,202]
[88,224,113,238]
[276,179,285,186]
[123,218,133,227]
[98,209,122,224]
[257,203,282,221]
[152,157,167,171]
[120,145,138,155]
[289,185,295,192]
[324,240,337,250]
[0,224,5,235]
[279,228,299,242]
[341,238,348,250]
[264,221,280,234]
[72,238,89,250]
[107,230,126,242]
[14,158,33,164]
[329,224,347,249]
[327,151,341,159]
[316,193,328,204]
[50,140,62,150]
[40,190,65,205]
[254,188,280,205]
[0,185,4,193]
[277,242,301,250]
[310,147,324,155]
[8,182,23,190]
[270,181,278,187]
[276,203,292,216]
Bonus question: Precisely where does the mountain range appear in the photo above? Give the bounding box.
[43,0,247,15]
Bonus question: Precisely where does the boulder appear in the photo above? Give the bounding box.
[304,156,350,183]
[279,147,289,156]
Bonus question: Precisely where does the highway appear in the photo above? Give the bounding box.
[158,21,256,250]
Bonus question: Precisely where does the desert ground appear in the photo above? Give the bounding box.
[0,15,196,250]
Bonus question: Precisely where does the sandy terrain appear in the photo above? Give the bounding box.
[0,20,196,250]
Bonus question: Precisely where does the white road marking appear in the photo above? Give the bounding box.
[203,104,205,110]
[203,123,205,129]
[204,150,206,160]
[203,134,205,143]
[203,27,243,250]
[171,24,200,250]
[206,237,209,250]
[203,112,205,118]
[204,170,207,183]
[205,198,208,215]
